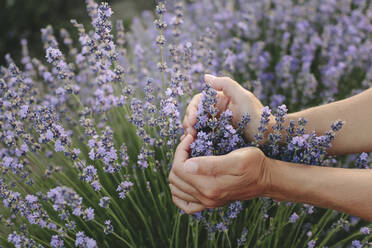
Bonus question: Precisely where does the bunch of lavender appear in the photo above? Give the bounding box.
[190,84,249,157]
[189,84,359,245]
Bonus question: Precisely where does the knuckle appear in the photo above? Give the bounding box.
[184,208,193,214]
[224,76,237,84]
[182,118,188,128]
[202,198,217,208]
[230,80,240,89]
[203,187,221,199]
[168,173,175,184]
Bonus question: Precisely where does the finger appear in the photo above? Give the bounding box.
[184,94,201,134]
[169,183,200,203]
[170,169,216,203]
[174,134,194,164]
[182,113,189,130]
[172,195,206,214]
[170,170,227,207]
[185,94,202,116]
[183,121,197,138]
[205,74,241,99]
[169,171,200,198]
[182,113,194,136]
[215,92,230,115]
[183,153,243,177]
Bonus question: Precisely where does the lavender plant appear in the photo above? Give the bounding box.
[1,0,372,247]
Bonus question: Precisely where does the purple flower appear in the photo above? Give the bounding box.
[99,197,110,208]
[75,231,97,248]
[82,165,97,183]
[307,240,316,248]
[50,235,64,248]
[54,139,65,152]
[331,120,345,132]
[84,207,95,221]
[104,220,114,234]
[351,240,363,248]
[18,105,29,119]
[289,212,299,223]
[8,232,37,248]
[360,226,370,235]
[117,180,134,199]
[237,228,248,247]
[46,47,63,63]
[25,195,38,204]
[356,152,369,169]
[254,106,271,143]
[47,186,83,215]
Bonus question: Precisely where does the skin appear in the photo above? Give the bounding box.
[168,74,372,221]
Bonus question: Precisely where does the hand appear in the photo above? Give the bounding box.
[168,134,270,214]
[182,74,274,142]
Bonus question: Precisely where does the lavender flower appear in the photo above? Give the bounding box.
[351,240,363,248]
[84,207,95,221]
[360,226,370,235]
[237,228,248,247]
[99,196,110,208]
[307,240,316,248]
[50,235,64,248]
[356,153,369,169]
[117,181,134,199]
[289,212,299,223]
[254,106,271,144]
[75,231,97,248]
[8,232,37,248]
[104,219,114,234]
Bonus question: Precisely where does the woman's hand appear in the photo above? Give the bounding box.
[168,134,270,214]
[182,74,274,142]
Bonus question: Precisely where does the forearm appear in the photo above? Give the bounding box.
[285,88,372,155]
[264,158,372,221]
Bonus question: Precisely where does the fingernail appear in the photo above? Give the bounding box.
[204,74,212,82]
[184,160,198,173]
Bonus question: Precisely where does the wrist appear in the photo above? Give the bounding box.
[258,154,274,198]
[260,158,300,202]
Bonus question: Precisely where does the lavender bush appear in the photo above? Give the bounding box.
[1,0,372,247]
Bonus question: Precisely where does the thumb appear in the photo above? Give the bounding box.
[204,74,240,99]
[174,134,194,164]
[184,154,240,176]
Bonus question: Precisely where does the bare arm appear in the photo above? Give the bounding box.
[264,157,372,221]
[284,88,372,155]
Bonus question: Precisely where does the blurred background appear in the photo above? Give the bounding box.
[0,0,156,64]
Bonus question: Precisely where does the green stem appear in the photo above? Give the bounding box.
[127,194,156,247]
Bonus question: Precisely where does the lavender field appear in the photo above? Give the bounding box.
[0,0,372,247]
